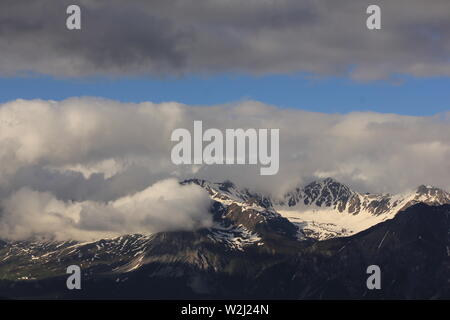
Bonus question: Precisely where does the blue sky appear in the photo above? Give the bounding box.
[1,74,449,116]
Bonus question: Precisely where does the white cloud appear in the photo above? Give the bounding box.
[0,98,449,240]
[0,179,212,241]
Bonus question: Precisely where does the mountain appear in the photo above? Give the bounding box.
[0,202,448,299]
[279,178,450,215]
[275,178,450,240]
[186,177,450,240]
[183,178,274,209]
[266,203,450,299]
[0,178,449,299]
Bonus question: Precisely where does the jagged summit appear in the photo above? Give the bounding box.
[183,178,273,209]
[281,177,354,210]
[414,184,450,204]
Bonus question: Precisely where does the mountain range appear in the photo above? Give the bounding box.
[0,178,449,299]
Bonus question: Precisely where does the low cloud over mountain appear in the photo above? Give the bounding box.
[0,179,212,241]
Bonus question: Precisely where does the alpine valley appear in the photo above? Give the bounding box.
[0,178,449,299]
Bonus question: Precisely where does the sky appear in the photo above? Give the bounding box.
[1,0,450,240]
[1,0,450,116]
[1,74,450,116]
[0,0,450,115]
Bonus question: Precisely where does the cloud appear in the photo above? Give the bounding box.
[0,98,449,240]
[0,179,212,241]
[1,0,450,79]
[0,98,448,195]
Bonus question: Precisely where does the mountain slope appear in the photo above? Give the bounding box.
[286,203,450,299]
[0,203,448,299]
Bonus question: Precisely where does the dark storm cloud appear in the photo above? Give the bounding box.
[1,0,450,79]
[0,0,188,76]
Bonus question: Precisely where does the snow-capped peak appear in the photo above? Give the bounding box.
[188,177,450,241]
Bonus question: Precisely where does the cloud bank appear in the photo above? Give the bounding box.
[1,0,450,79]
[0,98,449,240]
[0,179,212,241]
